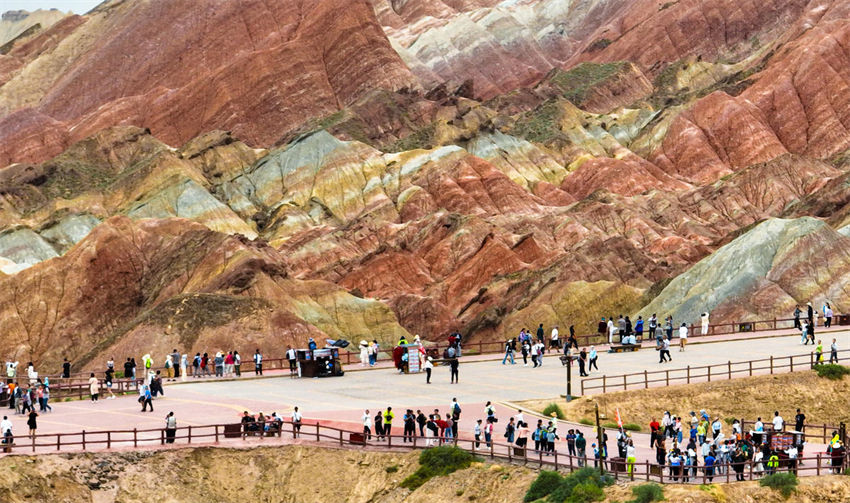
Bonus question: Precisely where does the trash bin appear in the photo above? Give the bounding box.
[350,433,365,445]
[610,457,627,472]
[223,423,242,439]
[513,446,526,457]
[738,323,753,332]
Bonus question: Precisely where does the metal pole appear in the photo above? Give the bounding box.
[566,354,572,401]
[595,402,604,476]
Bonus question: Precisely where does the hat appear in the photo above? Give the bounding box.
[360,340,367,345]
[550,412,557,417]
[427,356,433,361]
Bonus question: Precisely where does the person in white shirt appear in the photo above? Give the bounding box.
[772,411,784,431]
[825,303,834,328]
[625,439,637,477]
[700,312,710,335]
[291,407,302,437]
[515,410,524,426]
[550,326,560,349]
[678,323,688,351]
[607,318,615,344]
[362,409,372,440]
[474,419,482,448]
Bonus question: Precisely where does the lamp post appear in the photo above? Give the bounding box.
[595,402,604,476]
[566,352,572,401]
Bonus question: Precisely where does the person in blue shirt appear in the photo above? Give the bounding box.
[634,316,644,339]
[308,338,317,351]
[704,450,716,482]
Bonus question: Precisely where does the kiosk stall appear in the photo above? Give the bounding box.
[296,348,344,378]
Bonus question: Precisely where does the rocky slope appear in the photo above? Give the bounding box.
[0,0,417,166]
[0,445,848,503]
[3,0,850,366]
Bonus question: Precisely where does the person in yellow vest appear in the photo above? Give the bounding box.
[383,407,395,438]
[766,451,780,475]
[626,438,637,478]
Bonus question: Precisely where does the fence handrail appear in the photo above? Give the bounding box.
[581,349,850,394]
[2,419,848,485]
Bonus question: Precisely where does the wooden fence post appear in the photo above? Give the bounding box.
[82,430,86,451]
[770,356,774,374]
[107,431,111,449]
[749,361,753,376]
[790,356,793,372]
[316,422,321,442]
[214,425,219,443]
[665,370,669,386]
[707,366,711,382]
[644,370,648,388]
[686,366,690,383]
[623,375,627,390]
[602,375,607,393]
[134,428,138,447]
[188,425,192,444]
[339,430,343,446]
[56,434,60,451]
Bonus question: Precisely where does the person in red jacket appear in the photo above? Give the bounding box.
[649,417,661,448]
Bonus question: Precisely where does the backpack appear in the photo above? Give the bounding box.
[453,403,461,416]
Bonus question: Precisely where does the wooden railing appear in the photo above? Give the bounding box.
[11,313,844,383]
[581,349,850,395]
[0,420,846,484]
[739,420,844,445]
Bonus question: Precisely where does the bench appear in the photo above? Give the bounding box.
[608,345,641,353]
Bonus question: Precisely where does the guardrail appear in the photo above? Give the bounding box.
[0,420,846,485]
[12,313,844,381]
[581,349,850,395]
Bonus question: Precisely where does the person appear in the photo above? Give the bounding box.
[290,406,303,437]
[567,327,578,350]
[416,410,427,436]
[359,341,369,366]
[165,411,177,443]
[576,431,587,467]
[536,323,545,345]
[678,323,688,351]
[233,351,241,377]
[807,301,815,329]
[801,319,810,345]
[550,325,560,349]
[403,409,416,443]
[123,358,134,381]
[701,312,710,335]
[180,354,188,381]
[423,356,434,383]
[659,337,671,363]
[27,409,37,438]
[815,339,824,364]
[473,419,482,447]
[711,417,722,439]
[449,356,459,383]
[285,346,297,373]
[369,340,379,366]
[88,373,99,402]
[223,352,234,377]
[704,449,716,482]
[649,417,660,448]
[793,305,802,330]
[104,368,115,399]
[61,358,70,380]
[634,316,644,340]
[308,338,317,351]
[617,315,626,342]
[502,339,515,365]
[786,443,798,475]
[504,417,516,443]
[164,353,174,380]
[253,349,263,376]
[140,385,153,412]
[41,385,51,413]
[171,349,180,380]
[598,317,607,335]
[214,352,224,377]
[831,441,846,474]
[516,421,529,448]
[374,410,384,441]
[578,348,588,377]
[588,346,598,372]
[360,409,372,440]
[829,338,838,364]
[624,316,632,341]
[607,317,616,344]
[192,353,201,378]
[766,451,779,475]
[825,303,833,328]
[794,409,805,432]
[484,418,494,448]
[1,415,12,449]
[383,407,394,438]
[772,411,784,431]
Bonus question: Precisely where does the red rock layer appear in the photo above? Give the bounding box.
[0,0,417,167]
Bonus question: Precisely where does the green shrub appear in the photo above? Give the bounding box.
[602,422,619,430]
[114,371,125,379]
[401,446,476,490]
[579,418,594,426]
[844,467,850,476]
[567,482,604,503]
[759,472,798,499]
[525,471,563,502]
[628,483,664,503]
[813,364,850,380]
[548,467,614,503]
[543,403,566,420]
[623,423,642,432]
[385,465,398,473]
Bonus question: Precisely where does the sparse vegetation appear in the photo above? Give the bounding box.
[525,467,614,503]
[385,464,399,473]
[549,62,628,107]
[628,483,665,503]
[623,423,642,432]
[400,446,477,490]
[659,1,676,10]
[813,364,850,380]
[585,38,612,53]
[511,100,564,144]
[543,403,566,420]
[759,472,798,499]
[385,122,438,152]
[579,418,594,426]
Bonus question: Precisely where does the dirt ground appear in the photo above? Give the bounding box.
[605,476,850,502]
[518,370,850,431]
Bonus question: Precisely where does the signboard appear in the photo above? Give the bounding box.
[771,433,794,451]
[407,346,420,373]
